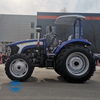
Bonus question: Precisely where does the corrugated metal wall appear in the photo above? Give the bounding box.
[0,14,37,43]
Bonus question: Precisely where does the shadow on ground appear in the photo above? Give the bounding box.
[25,76,66,83]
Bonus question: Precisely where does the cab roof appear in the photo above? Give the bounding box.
[55,15,85,25]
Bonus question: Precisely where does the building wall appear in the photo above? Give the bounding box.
[0,14,37,44]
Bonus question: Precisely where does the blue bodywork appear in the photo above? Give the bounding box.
[7,37,91,57]
[54,39,91,56]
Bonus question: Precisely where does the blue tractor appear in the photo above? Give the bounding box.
[5,15,96,83]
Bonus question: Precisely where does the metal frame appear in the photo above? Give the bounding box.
[73,19,82,39]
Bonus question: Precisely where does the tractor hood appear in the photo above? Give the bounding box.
[7,38,45,46]
[6,38,45,56]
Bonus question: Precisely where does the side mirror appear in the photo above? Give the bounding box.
[49,26,52,32]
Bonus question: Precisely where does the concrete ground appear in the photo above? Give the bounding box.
[0,64,100,100]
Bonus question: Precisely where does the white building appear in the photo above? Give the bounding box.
[0,14,37,53]
[0,14,37,44]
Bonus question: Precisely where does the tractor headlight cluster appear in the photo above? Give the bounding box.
[6,46,11,56]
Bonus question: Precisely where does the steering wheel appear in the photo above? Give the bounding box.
[48,26,60,38]
[52,32,59,38]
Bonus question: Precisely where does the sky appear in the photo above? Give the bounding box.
[0,0,99,15]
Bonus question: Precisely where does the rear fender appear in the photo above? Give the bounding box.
[54,39,91,56]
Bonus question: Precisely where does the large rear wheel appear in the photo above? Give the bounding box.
[56,45,95,83]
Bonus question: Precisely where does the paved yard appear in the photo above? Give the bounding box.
[0,64,100,100]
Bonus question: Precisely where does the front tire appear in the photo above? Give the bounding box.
[56,45,95,83]
[5,54,34,81]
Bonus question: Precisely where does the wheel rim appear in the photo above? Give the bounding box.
[66,52,89,76]
[9,59,28,78]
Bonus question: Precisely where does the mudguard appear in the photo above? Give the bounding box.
[54,39,91,56]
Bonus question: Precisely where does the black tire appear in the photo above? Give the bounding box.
[56,45,95,83]
[5,54,34,81]
[54,50,65,76]
[54,65,60,75]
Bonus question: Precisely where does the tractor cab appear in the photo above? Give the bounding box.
[45,15,86,48]
[55,15,85,39]
[43,15,87,53]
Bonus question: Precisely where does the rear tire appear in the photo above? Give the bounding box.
[5,54,34,81]
[56,45,95,83]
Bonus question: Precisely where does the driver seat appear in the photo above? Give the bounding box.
[46,32,55,48]
[68,35,73,40]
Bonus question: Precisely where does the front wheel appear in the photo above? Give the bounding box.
[5,54,34,81]
[56,45,95,83]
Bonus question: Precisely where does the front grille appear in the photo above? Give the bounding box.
[10,45,19,56]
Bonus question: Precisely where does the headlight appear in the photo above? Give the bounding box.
[6,46,11,56]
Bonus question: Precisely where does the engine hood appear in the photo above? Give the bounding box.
[7,38,45,46]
